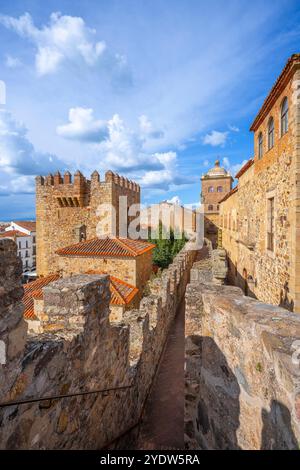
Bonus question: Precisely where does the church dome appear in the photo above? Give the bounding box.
[205,160,230,177]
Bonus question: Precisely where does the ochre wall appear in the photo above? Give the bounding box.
[59,256,137,286]
[36,172,140,277]
[219,71,299,310]
[58,250,153,298]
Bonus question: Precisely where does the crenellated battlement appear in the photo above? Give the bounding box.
[36,170,140,193]
[36,169,141,276]
[105,170,140,192]
[0,238,196,449]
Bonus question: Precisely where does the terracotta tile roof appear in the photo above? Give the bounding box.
[86,271,139,305]
[235,158,254,179]
[22,271,138,319]
[22,274,60,319]
[13,221,36,232]
[56,237,155,258]
[0,230,28,238]
[250,54,300,131]
[219,186,238,204]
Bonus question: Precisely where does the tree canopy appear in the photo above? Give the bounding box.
[148,222,187,269]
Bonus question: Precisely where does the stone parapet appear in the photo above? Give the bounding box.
[0,240,196,449]
[185,247,300,450]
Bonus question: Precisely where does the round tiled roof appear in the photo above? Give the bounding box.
[205,160,229,177]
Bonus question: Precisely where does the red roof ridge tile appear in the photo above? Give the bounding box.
[250,54,300,131]
[0,230,28,238]
[219,186,238,204]
[85,270,139,305]
[56,237,155,258]
[114,237,139,256]
[235,158,254,179]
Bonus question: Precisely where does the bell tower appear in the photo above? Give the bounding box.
[201,160,233,247]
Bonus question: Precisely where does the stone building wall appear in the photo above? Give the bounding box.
[36,170,140,277]
[219,60,300,311]
[185,248,300,449]
[58,250,152,296]
[59,256,137,286]
[0,238,196,449]
[134,250,154,295]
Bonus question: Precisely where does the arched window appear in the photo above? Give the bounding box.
[258,132,263,159]
[281,97,288,136]
[217,186,223,192]
[208,186,214,193]
[268,117,274,150]
[208,204,213,211]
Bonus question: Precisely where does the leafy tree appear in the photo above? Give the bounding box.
[148,222,187,269]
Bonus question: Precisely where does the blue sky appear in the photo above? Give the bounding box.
[0,0,300,220]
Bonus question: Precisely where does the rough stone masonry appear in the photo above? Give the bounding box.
[185,247,300,449]
[0,238,196,449]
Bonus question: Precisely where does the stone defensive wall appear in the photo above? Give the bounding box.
[0,238,196,449]
[185,247,300,449]
[35,169,141,275]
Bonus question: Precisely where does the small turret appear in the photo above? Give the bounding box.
[64,171,72,184]
[35,175,45,186]
[105,170,114,183]
[74,170,85,186]
[45,174,54,185]
[91,170,100,183]
[54,171,63,185]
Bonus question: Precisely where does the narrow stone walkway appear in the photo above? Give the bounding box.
[135,300,185,450]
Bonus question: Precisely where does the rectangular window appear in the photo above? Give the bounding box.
[18,241,21,249]
[267,197,274,251]
[258,133,263,159]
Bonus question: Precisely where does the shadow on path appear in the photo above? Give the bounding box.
[135,300,185,450]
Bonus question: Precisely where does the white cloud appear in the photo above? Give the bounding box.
[0,109,65,176]
[203,130,229,147]
[139,114,164,139]
[5,54,22,68]
[138,151,191,191]
[61,111,191,192]
[222,156,248,178]
[57,107,108,142]
[93,114,164,172]
[0,12,106,75]
[228,124,240,132]
[10,175,35,194]
[0,107,189,196]
[166,195,182,205]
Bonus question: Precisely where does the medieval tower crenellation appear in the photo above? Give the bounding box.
[36,170,140,276]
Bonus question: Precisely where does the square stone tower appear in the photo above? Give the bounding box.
[36,170,140,276]
[201,160,233,246]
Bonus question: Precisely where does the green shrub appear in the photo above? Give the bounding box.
[148,222,187,269]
